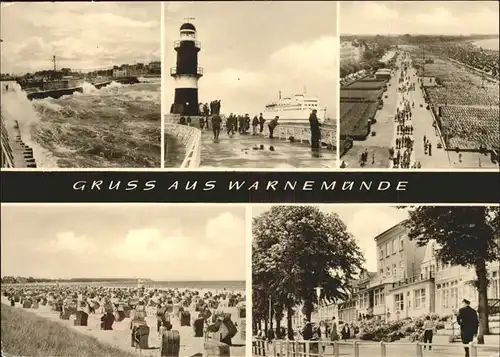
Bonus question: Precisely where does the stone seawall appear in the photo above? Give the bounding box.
[26,76,140,100]
[1,116,37,168]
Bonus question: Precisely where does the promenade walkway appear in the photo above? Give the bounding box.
[165,115,337,169]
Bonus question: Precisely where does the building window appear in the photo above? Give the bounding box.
[395,293,404,311]
[442,289,449,309]
[359,292,369,309]
[391,240,396,255]
[414,288,426,308]
[380,248,384,260]
[400,238,404,251]
[386,243,390,257]
[451,287,459,309]
[374,288,385,306]
[386,267,390,275]
[392,264,397,276]
[491,271,499,299]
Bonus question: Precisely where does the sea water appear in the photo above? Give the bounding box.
[0,78,161,168]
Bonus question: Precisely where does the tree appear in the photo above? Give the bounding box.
[252,206,365,339]
[403,206,499,344]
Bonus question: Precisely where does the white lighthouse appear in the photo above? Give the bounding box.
[170,18,203,116]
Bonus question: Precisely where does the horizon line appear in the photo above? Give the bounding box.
[1,277,245,282]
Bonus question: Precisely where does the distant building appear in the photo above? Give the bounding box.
[112,68,127,77]
[149,61,161,71]
[340,41,365,64]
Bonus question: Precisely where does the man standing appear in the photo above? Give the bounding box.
[268,116,279,139]
[309,109,321,151]
[258,113,265,133]
[457,299,479,357]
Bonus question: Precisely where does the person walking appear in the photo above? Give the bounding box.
[329,317,338,354]
[423,315,435,350]
[212,114,222,142]
[457,299,479,357]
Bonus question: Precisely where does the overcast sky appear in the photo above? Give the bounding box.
[252,205,409,272]
[0,2,160,74]
[1,205,246,281]
[164,1,338,117]
[340,1,499,35]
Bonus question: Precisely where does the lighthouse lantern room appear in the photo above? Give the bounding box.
[170,18,203,116]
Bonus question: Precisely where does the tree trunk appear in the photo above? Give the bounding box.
[264,318,268,337]
[287,305,294,340]
[302,300,314,321]
[475,259,490,343]
[270,305,274,330]
[258,320,262,331]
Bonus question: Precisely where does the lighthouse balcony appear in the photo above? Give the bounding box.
[170,67,204,77]
[174,40,201,49]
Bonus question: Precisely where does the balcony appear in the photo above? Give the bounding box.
[174,40,201,49]
[170,67,203,77]
[390,272,434,290]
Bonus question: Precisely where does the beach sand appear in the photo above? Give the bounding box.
[1,297,246,357]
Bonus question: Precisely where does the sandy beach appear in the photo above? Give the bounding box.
[1,287,246,357]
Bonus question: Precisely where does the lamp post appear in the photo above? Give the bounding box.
[268,296,272,331]
[315,286,323,322]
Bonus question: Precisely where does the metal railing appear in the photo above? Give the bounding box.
[170,67,203,76]
[165,121,202,169]
[174,40,201,49]
[252,339,500,357]
[262,125,337,149]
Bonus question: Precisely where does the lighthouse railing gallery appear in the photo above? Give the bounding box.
[170,67,204,76]
[165,116,202,168]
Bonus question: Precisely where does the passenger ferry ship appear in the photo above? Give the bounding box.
[263,91,326,124]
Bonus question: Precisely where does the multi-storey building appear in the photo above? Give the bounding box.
[340,41,364,64]
[329,221,500,324]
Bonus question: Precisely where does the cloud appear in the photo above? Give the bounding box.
[111,228,191,263]
[165,1,185,14]
[206,212,245,248]
[207,68,266,89]
[269,36,337,80]
[48,231,97,254]
[415,7,458,28]
[357,2,399,21]
[0,3,160,73]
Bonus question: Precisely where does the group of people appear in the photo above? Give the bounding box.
[392,61,420,169]
[425,42,499,78]
[3,284,245,349]
[255,299,480,357]
[200,100,222,117]
[177,108,324,152]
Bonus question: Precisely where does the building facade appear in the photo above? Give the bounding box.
[340,40,364,64]
[328,221,500,323]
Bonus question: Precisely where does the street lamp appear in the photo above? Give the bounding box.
[315,286,323,322]
[268,296,272,330]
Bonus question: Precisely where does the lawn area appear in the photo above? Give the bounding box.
[1,304,137,357]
